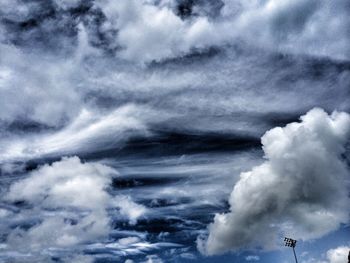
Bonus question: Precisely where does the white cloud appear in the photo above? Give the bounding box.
[1,0,349,63]
[142,255,164,263]
[0,0,348,261]
[95,0,227,62]
[301,246,350,263]
[5,157,146,251]
[226,0,350,61]
[198,108,350,255]
[0,104,153,161]
[52,0,82,10]
[113,196,147,225]
[89,0,350,62]
[246,255,260,261]
[6,157,115,209]
[0,44,81,127]
[0,1,349,164]
[118,237,141,246]
[326,246,350,263]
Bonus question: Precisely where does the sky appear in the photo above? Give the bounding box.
[0,0,349,262]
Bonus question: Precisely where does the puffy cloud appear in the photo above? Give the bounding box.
[326,246,350,263]
[1,0,349,62]
[113,196,147,225]
[6,157,115,209]
[4,157,146,251]
[199,108,350,255]
[93,0,350,61]
[95,0,227,62]
[301,246,350,263]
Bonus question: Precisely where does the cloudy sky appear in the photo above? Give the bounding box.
[0,0,349,262]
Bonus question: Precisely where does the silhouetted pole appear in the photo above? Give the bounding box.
[348,250,350,263]
[292,245,298,263]
[284,237,298,263]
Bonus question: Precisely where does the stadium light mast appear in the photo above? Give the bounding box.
[284,237,298,263]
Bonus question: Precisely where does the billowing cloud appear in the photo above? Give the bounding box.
[326,246,350,263]
[4,157,146,251]
[93,0,350,62]
[198,108,350,255]
[94,0,227,62]
[1,0,349,63]
[301,245,350,263]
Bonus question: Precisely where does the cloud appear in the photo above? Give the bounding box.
[4,157,146,251]
[6,157,116,209]
[245,255,260,261]
[1,0,349,63]
[92,0,350,61]
[113,196,147,225]
[0,0,349,262]
[227,0,350,61]
[91,0,350,62]
[326,246,350,263]
[0,104,155,161]
[94,0,227,62]
[0,43,82,127]
[198,108,350,255]
[52,0,83,10]
[0,0,349,158]
[142,255,164,263]
[301,246,350,263]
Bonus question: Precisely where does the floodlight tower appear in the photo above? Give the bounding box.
[284,237,298,263]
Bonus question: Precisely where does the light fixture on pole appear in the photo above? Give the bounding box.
[284,237,298,263]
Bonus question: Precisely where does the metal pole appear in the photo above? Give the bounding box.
[292,246,298,263]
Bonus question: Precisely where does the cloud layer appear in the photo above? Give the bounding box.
[0,0,349,261]
[1,0,349,62]
[1,0,349,164]
[199,108,350,255]
[91,0,350,62]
